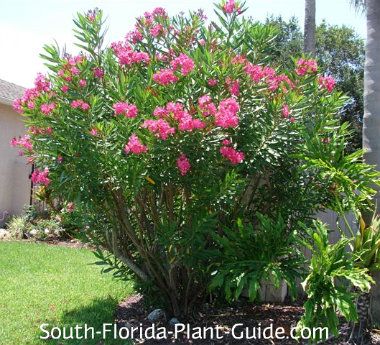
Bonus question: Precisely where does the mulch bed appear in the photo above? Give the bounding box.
[115,294,380,344]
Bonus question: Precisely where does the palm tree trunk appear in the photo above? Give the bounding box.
[304,0,316,55]
[363,0,380,325]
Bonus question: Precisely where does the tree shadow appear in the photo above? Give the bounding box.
[39,297,130,345]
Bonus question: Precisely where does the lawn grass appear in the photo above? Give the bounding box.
[0,241,133,345]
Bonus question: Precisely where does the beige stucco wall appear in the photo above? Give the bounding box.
[0,103,30,226]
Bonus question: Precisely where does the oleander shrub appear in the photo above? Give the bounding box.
[11,1,379,316]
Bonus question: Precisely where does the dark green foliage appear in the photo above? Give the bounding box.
[209,214,305,302]
[298,221,373,341]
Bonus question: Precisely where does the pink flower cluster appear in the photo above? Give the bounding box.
[150,24,164,37]
[111,41,150,66]
[93,67,104,79]
[318,76,335,93]
[215,98,240,128]
[177,154,191,176]
[40,102,56,115]
[113,102,138,118]
[207,79,218,87]
[153,102,205,132]
[282,104,291,118]
[13,74,51,113]
[153,69,179,85]
[198,95,217,117]
[126,28,144,43]
[244,63,293,91]
[143,7,168,23]
[10,135,33,155]
[89,128,98,136]
[29,126,53,136]
[31,167,50,186]
[57,55,85,83]
[34,73,51,92]
[220,142,244,165]
[71,99,90,111]
[124,134,148,154]
[223,0,241,14]
[295,59,318,76]
[226,78,240,96]
[142,119,175,140]
[171,54,195,76]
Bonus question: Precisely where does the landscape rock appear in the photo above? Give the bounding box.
[168,317,180,326]
[147,309,166,323]
[0,229,10,240]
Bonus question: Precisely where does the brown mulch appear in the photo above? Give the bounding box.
[115,294,380,345]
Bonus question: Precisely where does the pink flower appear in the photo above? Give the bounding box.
[113,102,138,118]
[215,98,240,128]
[61,85,69,93]
[152,7,167,18]
[71,99,90,111]
[142,119,175,140]
[89,128,98,136]
[93,67,104,78]
[171,54,195,76]
[40,103,56,115]
[79,79,87,87]
[150,24,164,37]
[244,63,275,83]
[232,55,247,65]
[70,66,80,75]
[31,167,50,186]
[153,69,179,85]
[124,134,148,154]
[220,146,245,165]
[153,106,168,118]
[126,28,144,43]
[223,0,241,14]
[222,139,231,146]
[13,99,23,113]
[226,78,240,96]
[111,41,150,66]
[282,104,291,118]
[207,79,218,86]
[178,113,205,132]
[295,59,318,76]
[318,76,335,93]
[57,155,63,163]
[34,73,51,92]
[10,134,33,155]
[177,154,191,176]
[66,202,75,213]
[198,95,217,117]
[267,74,294,92]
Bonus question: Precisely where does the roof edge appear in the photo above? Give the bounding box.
[0,96,13,106]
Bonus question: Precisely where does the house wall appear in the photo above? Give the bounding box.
[0,103,30,226]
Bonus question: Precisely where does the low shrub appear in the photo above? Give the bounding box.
[11,0,379,317]
[6,216,28,239]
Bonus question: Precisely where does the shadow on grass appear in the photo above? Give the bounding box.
[40,297,130,345]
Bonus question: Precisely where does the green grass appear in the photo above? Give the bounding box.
[0,241,133,345]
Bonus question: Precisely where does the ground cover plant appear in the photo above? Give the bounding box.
[0,241,132,345]
[10,0,380,340]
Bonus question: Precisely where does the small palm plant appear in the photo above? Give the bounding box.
[298,220,373,342]
[349,215,380,343]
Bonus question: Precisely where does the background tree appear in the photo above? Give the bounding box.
[304,0,316,55]
[360,0,380,325]
[267,16,364,151]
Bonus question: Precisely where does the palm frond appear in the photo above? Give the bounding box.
[349,0,366,13]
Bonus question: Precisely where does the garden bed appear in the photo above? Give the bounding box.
[115,294,380,344]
